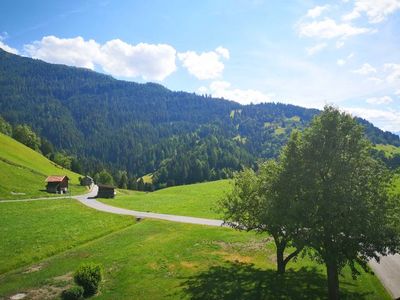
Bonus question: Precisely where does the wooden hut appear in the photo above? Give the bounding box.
[45,175,69,194]
[97,184,115,198]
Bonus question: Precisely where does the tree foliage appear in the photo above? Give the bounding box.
[285,107,400,299]
[0,116,12,136]
[12,124,41,151]
[220,155,304,274]
[94,169,114,186]
[221,107,400,299]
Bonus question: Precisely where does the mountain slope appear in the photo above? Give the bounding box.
[0,49,399,187]
[0,133,85,199]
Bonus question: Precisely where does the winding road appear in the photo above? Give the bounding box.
[74,185,224,227]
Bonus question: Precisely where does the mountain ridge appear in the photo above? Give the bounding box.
[0,48,399,187]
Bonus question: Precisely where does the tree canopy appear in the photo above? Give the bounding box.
[220,106,400,300]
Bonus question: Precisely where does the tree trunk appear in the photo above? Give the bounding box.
[276,244,286,274]
[326,261,340,300]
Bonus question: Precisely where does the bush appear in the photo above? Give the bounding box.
[61,285,84,300]
[74,263,103,297]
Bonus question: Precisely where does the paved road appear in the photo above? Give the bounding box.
[369,254,400,299]
[74,185,225,227]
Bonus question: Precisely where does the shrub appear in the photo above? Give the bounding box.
[61,285,84,300]
[74,263,103,297]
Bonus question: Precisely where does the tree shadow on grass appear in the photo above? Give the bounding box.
[180,261,372,300]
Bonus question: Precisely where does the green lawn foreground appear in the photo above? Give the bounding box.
[101,180,231,219]
[0,199,134,274]
[0,218,389,299]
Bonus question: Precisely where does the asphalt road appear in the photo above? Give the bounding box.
[368,254,400,299]
[74,185,225,227]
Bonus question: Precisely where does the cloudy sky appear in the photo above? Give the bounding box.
[1,0,399,132]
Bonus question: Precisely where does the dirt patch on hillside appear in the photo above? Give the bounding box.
[23,263,44,274]
[12,285,66,300]
[213,251,253,264]
[180,261,198,269]
[53,272,73,282]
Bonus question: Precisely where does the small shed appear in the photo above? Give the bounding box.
[81,175,94,187]
[45,175,69,194]
[97,184,115,198]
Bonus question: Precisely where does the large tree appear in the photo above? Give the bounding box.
[219,138,305,274]
[291,106,399,299]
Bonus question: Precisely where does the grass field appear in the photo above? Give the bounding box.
[374,144,400,158]
[0,215,389,300]
[0,133,86,199]
[101,180,231,219]
[0,199,134,274]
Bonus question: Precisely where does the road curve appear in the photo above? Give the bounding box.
[369,254,400,299]
[73,185,225,227]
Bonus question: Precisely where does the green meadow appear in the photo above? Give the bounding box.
[102,180,230,219]
[0,199,134,274]
[375,144,400,158]
[0,133,86,199]
[0,200,389,299]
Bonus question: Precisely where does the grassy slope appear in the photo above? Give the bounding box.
[0,199,134,274]
[375,144,400,158]
[102,180,230,219]
[0,133,86,199]
[0,218,388,299]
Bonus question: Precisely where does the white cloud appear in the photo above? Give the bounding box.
[197,86,209,95]
[297,18,373,39]
[352,63,376,75]
[345,107,400,132]
[367,77,384,84]
[178,47,229,80]
[337,59,346,66]
[0,41,19,55]
[343,0,400,24]
[306,5,330,18]
[215,46,230,59]
[208,81,272,104]
[306,43,327,55]
[366,96,393,105]
[336,40,345,48]
[384,63,400,83]
[395,89,400,96]
[0,33,19,54]
[99,39,176,81]
[24,36,177,81]
[24,36,101,70]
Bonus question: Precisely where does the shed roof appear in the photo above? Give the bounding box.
[45,175,69,183]
[97,184,115,189]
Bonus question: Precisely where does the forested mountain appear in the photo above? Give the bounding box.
[1,48,399,188]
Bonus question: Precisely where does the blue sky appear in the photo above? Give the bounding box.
[1,0,399,132]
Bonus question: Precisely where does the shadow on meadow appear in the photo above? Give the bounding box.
[180,261,372,300]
